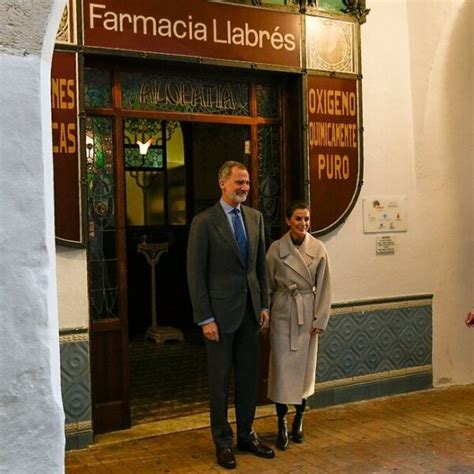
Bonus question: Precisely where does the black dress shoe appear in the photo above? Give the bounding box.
[216,447,236,470]
[237,434,275,459]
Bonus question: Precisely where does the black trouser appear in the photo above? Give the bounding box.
[205,306,259,448]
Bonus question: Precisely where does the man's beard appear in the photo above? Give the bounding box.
[233,192,248,203]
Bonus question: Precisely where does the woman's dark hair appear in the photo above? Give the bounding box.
[285,200,310,219]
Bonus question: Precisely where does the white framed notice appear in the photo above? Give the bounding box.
[363,196,407,233]
[376,235,396,255]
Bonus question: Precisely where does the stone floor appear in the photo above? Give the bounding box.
[129,336,210,424]
[66,385,474,473]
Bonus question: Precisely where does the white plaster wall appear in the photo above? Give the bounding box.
[56,248,89,329]
[0,0,67,472]
[322,0,473,385]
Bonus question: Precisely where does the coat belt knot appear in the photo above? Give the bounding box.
[287,284,316,351]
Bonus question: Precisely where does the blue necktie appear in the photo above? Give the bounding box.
[231,208,248,268]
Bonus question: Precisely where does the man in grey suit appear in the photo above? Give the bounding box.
[187,161,275,469]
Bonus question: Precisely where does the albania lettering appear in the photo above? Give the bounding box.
[308,87,357,181]
[89,3,296,51]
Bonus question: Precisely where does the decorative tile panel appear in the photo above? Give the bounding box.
[317,304,432,383]
[60,329,92,450]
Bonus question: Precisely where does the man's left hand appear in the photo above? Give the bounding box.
[259,310,270,330]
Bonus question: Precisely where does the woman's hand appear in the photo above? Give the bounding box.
[259,309,270,330]
[310,327,323,336]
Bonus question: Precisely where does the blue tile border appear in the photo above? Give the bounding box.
[310,371,433,409]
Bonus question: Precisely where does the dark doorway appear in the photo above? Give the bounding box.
[127,121,250,424]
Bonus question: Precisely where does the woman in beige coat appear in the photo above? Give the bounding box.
[266,201,332,450]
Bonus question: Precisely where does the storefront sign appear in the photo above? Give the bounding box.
[83,0,301,68]
[308,75,361,234]
[51,51,82,245]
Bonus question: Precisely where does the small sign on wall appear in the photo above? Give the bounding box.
[363,196,407,233]
[376,235,396,255]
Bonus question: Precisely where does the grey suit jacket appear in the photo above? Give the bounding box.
[187,202,269,333]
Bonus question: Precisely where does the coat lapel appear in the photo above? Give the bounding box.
[279,232,313,284]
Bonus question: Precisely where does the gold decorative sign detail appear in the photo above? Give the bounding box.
[306,16,357,74]
[56,0,76,44]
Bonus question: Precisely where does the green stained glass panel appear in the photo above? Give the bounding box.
[84,68,112,108]
[124,148,163,169]
[121,72,249,116]
[318,0,347,13]
[124,118,165,169]
[86,115,119,320]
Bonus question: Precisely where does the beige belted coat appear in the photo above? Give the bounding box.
[266,231,332,405]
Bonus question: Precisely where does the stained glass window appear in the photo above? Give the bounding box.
[121,72,250,116]
[86,116,119,320]
[258,125,281,230]
[256,84,279,118]
[318,0,346,13]
[84,68,112,108]
[124,118,165,169]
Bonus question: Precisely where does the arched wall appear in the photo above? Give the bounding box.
[0,0,67,471]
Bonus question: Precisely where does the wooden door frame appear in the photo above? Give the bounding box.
[88,60,288,433]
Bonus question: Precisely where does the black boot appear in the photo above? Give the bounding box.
[275,403,289,450]
[292,399,306,443]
